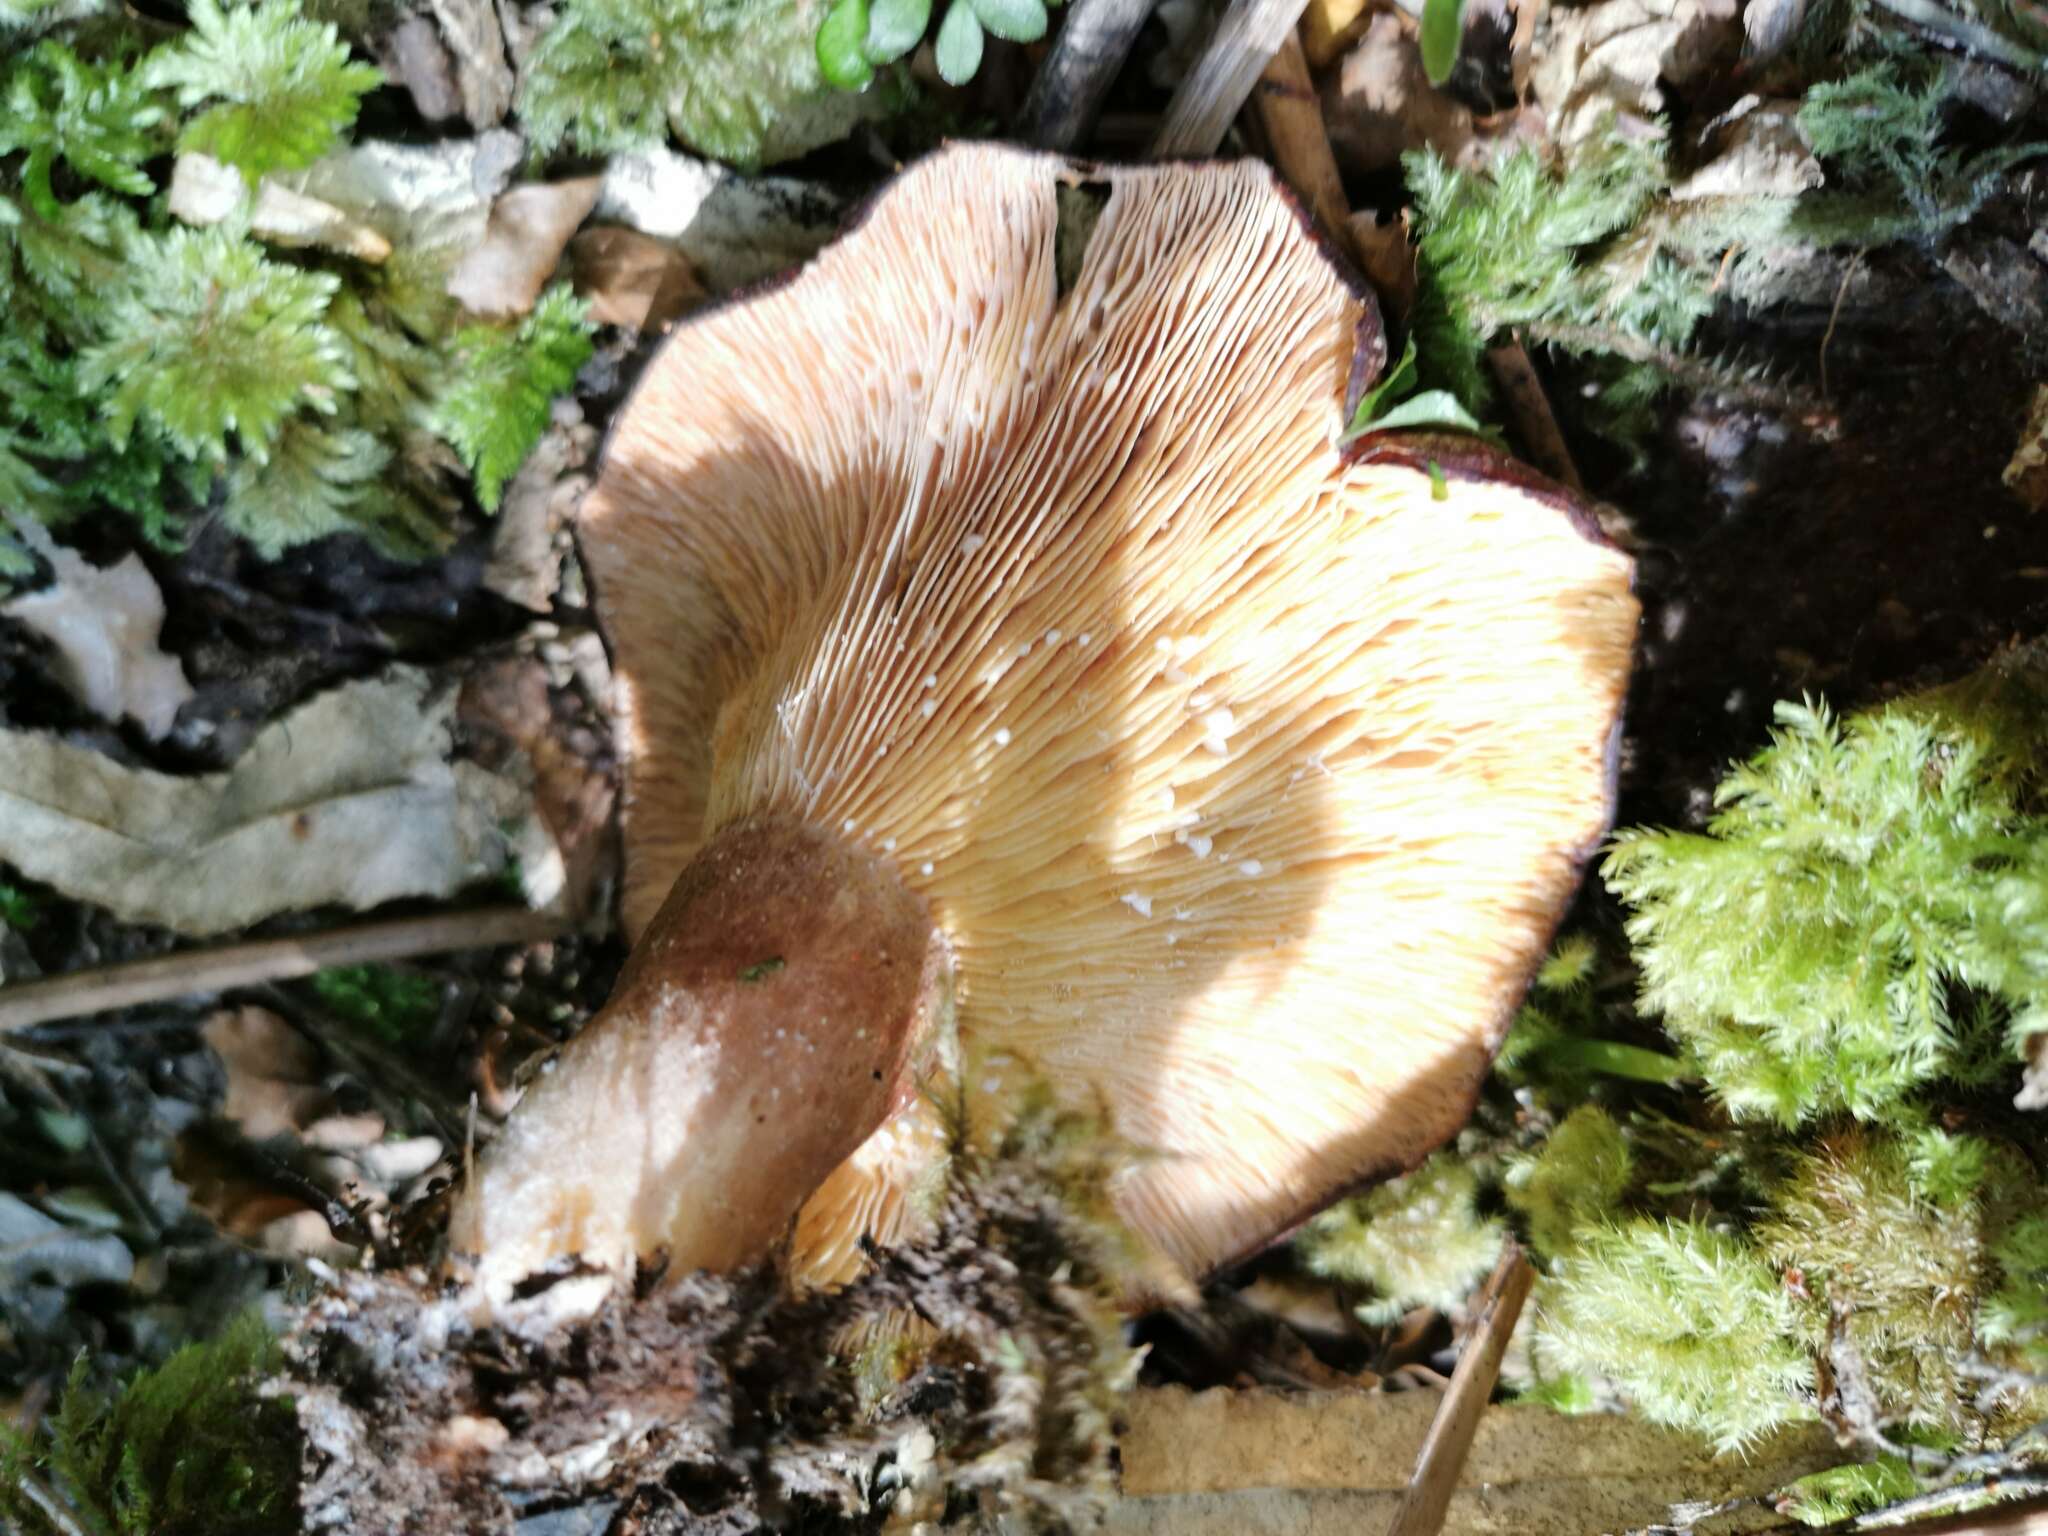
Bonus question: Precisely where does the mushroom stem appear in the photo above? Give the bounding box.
[450,816,944,1302]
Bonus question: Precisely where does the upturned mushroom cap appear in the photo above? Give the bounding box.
[576,143,1637,1288]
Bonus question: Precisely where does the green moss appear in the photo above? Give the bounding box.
[1503,1106,1634,1263]
[0,1312,298,1536]
[308,962,440,1044]
[1298,1152,1505,1325]
[1779,1455,1921,1526]
[1531,1218,1815,1453]
[433,285,593,513]
[1604,662,2048,1127]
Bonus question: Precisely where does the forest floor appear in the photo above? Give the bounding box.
[2,0,2047,1530]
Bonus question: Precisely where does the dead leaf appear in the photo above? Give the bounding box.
[0,666,538,936]
[203,1005,332,1141]
[1346,209,1420,322]
[1531,0,1741,144]
[0,1191,134,1289]
[1304,0,1375,67]
[1742,0,1807,65]
[1323,15,1478,177]
[570,225,706,332]
[168,153,395,263]
[2,519,194,740]
[425,0,514,128]
[1672,96,1823,201]
[2017,1024,2048,1110]
[284,134,522,273]
[447,177,603,318]
[377,14,464,124]
[460,654,616,920]
[484,400,597,612]
[595,148,844,294]
[2006,386,2048,515]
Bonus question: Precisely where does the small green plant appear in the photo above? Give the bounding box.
[0,1312,298,1536]
[817,0,1061,89]
[308,962,441,1045]
[1779,1456,1921,1526]
[1343,334,1494,442]
[141,0,381,183]
[433,285,594,512]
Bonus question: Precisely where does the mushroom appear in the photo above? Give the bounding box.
[449,144,1638,1304]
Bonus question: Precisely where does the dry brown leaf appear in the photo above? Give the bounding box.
[2,520,194,740]
[1672,96,1823,201]
[1531,0,1740,143]
[570,225,705,332]
[1322,15,1532,177]
[0,666,537,936]
[460,654,616,919]
[1347,208,1420,322]
[2017,1023,2048,1110]
[484,401,597,612]
[446,177,603,318]
[203,1006,332,1141]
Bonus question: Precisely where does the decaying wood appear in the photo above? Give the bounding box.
[0,907,567,1033]
[1251,32,1354,252]
[1153,0,1316,156]
[1107,1386,1844,1534]
[1487,342,1588,490]
[1387,1243,1535,1536]
[1019,0,1159,150]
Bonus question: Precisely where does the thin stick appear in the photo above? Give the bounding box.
[1152,0,1315,157]
[1018,0,1158,151]
[0,907,568,1033]
[1488,341,1586,490]
[1250,31,1353,250]
[1385,1241,1537,1536]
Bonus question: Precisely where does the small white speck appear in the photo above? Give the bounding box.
[1157,787,1176,813]
[921,861,934,876]
[1189,691,1210,709]
[920,698,937,717]
[1120,892,1153,917]
[1165,931,1180,946]
[1019,642,1032,657]
[982,1077,1002,1093]
[993,727,1012,746]
[1154,638,1172,654]
[1077,633,1091,646]
[961,533,986,554]
[1174,635,1202,659]
[881,838,897,852]
[1240,859,1264,876]
[1164,663,1190,684]
[1187,834,1214,858]
[843,818,857,833]
[1199,706,1236,755]
[924,674,938,689]
[1046,629,1061,644]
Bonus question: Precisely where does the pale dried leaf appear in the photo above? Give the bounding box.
[1672,96,1823,201]
[594,147,844,293]
[426,0,514,127]
[1531,0,1740,143]
[2,521,194,740]
[203,1005,330,1141]
[447,177,603,318]
[168,152,395,261]
[0,667,535,936]
[0,1191,135,1289]
[483,400,596,612]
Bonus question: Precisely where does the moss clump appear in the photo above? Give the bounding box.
[1298,1151,1505,1325]
[0,1312,298,1536]
[308,962,441,1044]
[1604,659,2048,1127]
[1532,1217,1817,1454]
[1503,1106,1634,1263]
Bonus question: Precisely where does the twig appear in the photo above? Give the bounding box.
[1385,1241,1537,1536]
[1018,0,1159,151]
[1866,0,2045,71]
[1852,1480,2048,1535]
[1153,0,1315,157]
[13,1462,92,1536]
[0,907,569,1033]
[1489,340,1586,490]
[1250,31,1353,249]
[1819,250,1863,401]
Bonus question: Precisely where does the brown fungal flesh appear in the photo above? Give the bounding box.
[451,143,1639,1303]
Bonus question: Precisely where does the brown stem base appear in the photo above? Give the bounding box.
[450,816,943,1302]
